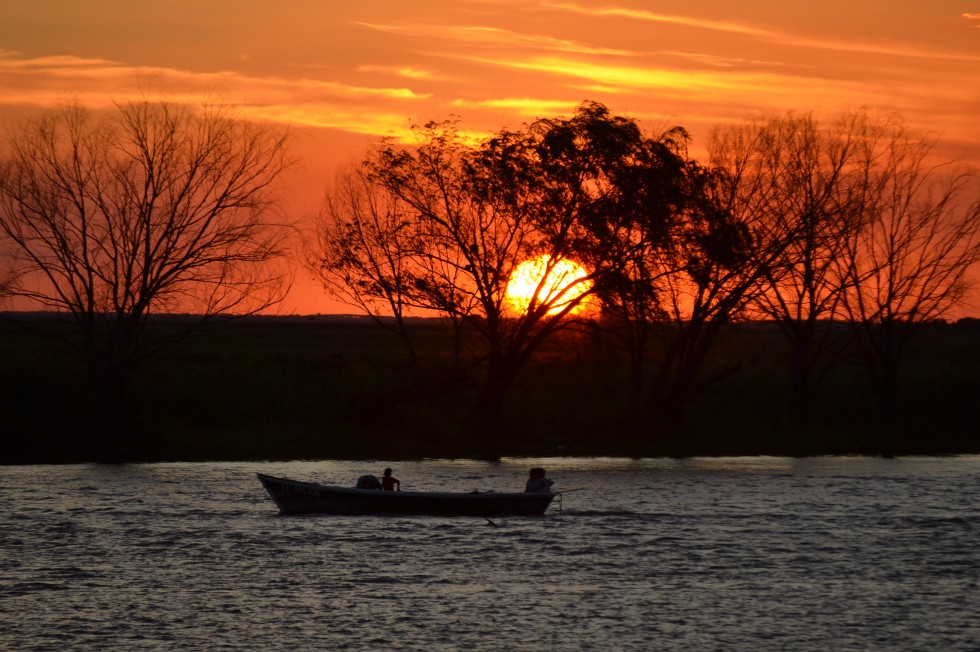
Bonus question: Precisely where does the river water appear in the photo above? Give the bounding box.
[1,457,978,651]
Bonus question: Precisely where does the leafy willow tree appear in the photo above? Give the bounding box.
[363,109,614,429]
[313,102,699,433]
[0,99,292,458]
[589,120,788,436]
[496,103,707,426]
[580,127,722,414]
[639,165,763,434]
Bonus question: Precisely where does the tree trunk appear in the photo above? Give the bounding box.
[789,337,813,423]
[475,381,507,431]
[87,355,139,463]
[877,355,900,428]
[471,348,526,458]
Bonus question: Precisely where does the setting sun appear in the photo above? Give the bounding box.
[505,255,595,316]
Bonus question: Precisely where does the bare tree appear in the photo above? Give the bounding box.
[707,112,871,421]
[0,264,14,301]
[310,162,429,368]
[0,98,292,457]
[841,119,980,422]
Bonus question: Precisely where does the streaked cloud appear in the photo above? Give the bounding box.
[0,51,432,140]
[545,2,980,62]
[0,51,120,69]
[250,105,423,140]
[963,12,980,26]
[770,33,980,62]
[451,97,578,116]
[356,22,634,56]
[357,65,443,80]
[480,56,739,91]
[453,54,845,107]
[659,51,784,69]
[541,2,774,37]
[0,5,977,159]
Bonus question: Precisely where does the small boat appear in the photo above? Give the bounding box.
[257,473,556,516]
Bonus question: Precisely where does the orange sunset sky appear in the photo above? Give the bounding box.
[1,1,979,315]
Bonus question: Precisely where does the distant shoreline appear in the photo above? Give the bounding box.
[2,314,978,464]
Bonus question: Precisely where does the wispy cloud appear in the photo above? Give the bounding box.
[0,51,437,141]
[963,12,980,27]
[542,2,771,37]
[0,53,430,99]
[463,55,739,92]
[451,97,577,116]
[356,22,634,56]
[0,51,121,69]
[357,65,444,80]
[545,2,980,62]
[250,105,424,139]
[659,51,784,69]
[771,34,980,62]
[453,51,916,119]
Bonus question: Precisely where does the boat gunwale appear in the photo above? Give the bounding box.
[257,473,553,500]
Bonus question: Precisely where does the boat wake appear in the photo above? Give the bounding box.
[554,508,643,517]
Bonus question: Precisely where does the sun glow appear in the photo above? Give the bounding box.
[505,255,596,316]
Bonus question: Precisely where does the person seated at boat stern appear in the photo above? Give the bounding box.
[525,467,554,493]
[381,468,401,491]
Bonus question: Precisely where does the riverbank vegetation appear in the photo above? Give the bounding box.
[2,100,979,463]
[2,313,978,463]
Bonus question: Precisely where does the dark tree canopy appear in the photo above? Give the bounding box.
[312,101,726,435]
[314,102,980,443]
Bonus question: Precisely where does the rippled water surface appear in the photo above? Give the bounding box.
[1,457,978,650]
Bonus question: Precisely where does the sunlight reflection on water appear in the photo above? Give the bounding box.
[1,457,978,650]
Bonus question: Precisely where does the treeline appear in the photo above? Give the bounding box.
[1,99,979,461]
[1,314,978,463]
[309,103,980,447]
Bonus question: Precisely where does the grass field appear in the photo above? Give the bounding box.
[2,313,978,463]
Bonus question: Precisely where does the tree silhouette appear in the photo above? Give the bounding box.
[841,117,980,426]
[707,112,871,422]
[710,110,980,431]
[311,162,430,369]
[314,103,692,436]
[365,114,608,432]
[0,265,13,301]
[0,98,292,459]
[641,163,762,435]
[579,124,718,417]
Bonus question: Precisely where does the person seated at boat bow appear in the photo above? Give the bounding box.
[525,467,554,493]
[382,467,401,491]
